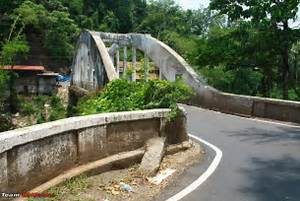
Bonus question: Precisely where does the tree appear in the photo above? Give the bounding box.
[98,11,119,32]
[210,0,300,99]
[60,0,84,15]
[290,41,300,99]
[7,1,80,66]
[184,8,226,36]
[137,0,185,39]
[0,38,29,65]
[194,24,267,96]
[0,37,30,112]
[45,11,79,64]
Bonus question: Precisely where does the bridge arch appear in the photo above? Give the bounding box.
[72,31,300,124]
[72,31,213,92]
[72,31,118,90]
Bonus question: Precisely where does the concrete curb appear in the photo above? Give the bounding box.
[14,149,145,201]
[13,140,195,201]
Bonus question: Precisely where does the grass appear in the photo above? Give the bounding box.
[29,175,91,201]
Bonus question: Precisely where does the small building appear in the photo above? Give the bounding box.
[0,65,58,95]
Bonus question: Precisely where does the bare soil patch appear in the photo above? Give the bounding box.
[42,141,202,201]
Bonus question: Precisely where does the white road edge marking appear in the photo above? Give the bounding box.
[236,115,300,128]
[165,134,223,201]
[195,107,300,128]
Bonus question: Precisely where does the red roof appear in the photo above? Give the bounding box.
[0,65,45,71]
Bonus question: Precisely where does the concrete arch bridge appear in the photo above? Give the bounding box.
[72,30,300,124]
[71,30,300,201]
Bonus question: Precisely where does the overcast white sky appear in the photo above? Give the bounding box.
[176,0,210,10]
[176,0,299,28]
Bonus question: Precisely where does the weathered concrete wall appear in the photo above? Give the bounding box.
[38,76,56,94]
[191,90,300,123]
[8,132,77,192]
[0,152,8,191]
[15,77,38,94]
[251,97,300,123]
[14,76,56,95]
[0,109,187,192]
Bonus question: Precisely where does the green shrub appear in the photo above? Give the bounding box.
[0,114,13,132]
[269,87,300,101]
[0,70,10,100]
[18,95,67,123]
[199,65,263,96]
[20,101,37,115]
[33,95,49,108]
[288,89,300,101]
[76,79,194,118]
[19,95,47,115]
[36,112,46,124]
[49,96,67,121]
[77,79,144,115]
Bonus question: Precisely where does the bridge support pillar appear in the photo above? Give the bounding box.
[144,53,149,81]
[108,44,119,65]
[132,47,137,81]
[116,50,120,75]
[159,68,163,80]
[123,46,127,75]
[110,55,114,65]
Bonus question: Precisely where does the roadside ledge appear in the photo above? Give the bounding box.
[0,108,188,192]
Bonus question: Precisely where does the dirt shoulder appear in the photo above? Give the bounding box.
[42,141,203,201]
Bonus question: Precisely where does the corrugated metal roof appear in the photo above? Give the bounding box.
[37,72,59,76]
[0,65,45,71]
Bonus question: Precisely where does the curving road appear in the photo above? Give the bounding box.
[160,105,300,201]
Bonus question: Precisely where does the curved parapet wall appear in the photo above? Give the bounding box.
[0,109,188,192]
[96,32,300,123]
[72,31,118,90]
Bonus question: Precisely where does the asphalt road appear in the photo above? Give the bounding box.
[161,105,300,201]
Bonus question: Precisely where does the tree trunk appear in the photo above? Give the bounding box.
[9,72,18,113]
[282,49,289,99]
[282,21,290,100]
[262,66,272,97]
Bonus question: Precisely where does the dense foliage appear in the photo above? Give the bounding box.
[0,0,299,102]
[18,95,67,123]
[0,94,67,132]
[76,79,194,118]
[208,0,300,100]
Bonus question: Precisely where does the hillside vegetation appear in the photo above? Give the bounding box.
[0,0,299,116]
